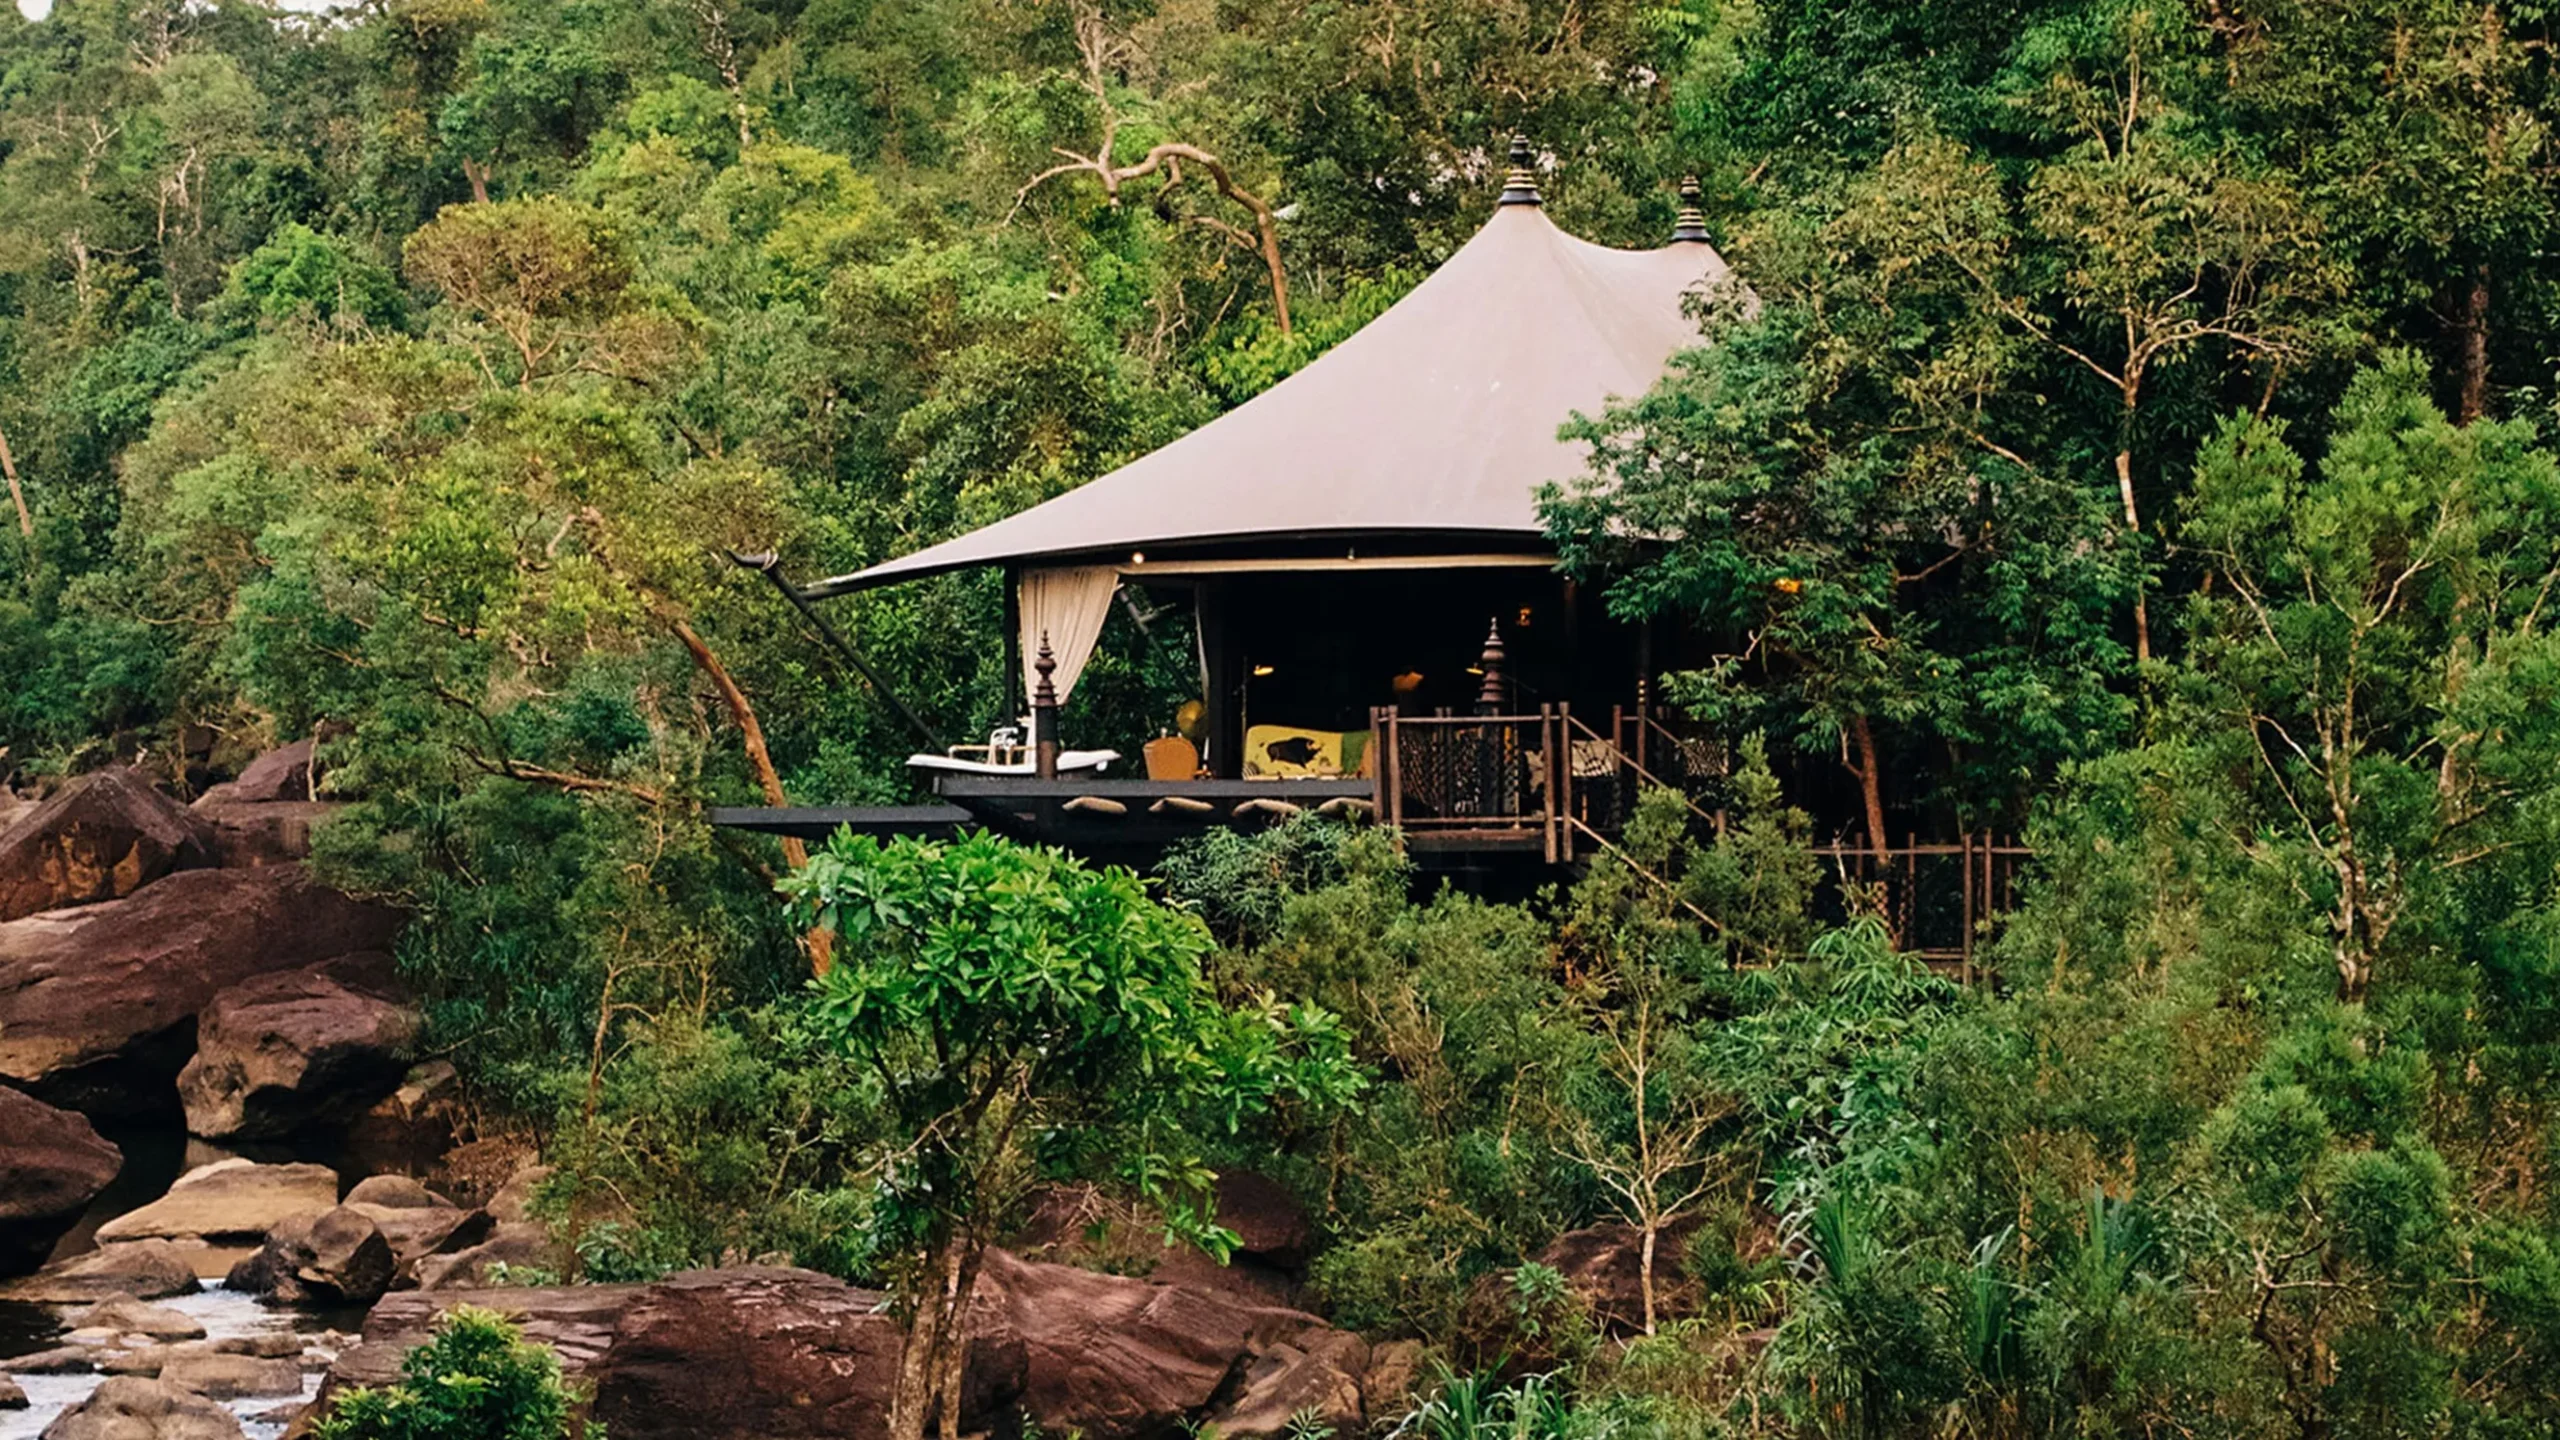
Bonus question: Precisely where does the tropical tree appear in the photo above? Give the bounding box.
[780,830,1364,1440]
[2179,352,2560,1003]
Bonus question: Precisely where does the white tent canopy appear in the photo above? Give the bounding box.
[809,189,1728,598]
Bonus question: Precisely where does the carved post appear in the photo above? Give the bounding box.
[1475,618,1508,715]
[1033,633,1060,781]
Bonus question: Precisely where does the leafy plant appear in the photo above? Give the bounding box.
[312,1307,595,1440]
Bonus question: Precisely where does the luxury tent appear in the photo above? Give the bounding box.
[721,143,1734,862]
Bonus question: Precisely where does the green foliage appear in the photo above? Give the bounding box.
[784,830,1364,1268]
[8,3,2560,1433]
[312,1307,594,1440]
[547,1011,881,1282]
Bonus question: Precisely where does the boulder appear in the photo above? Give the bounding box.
[303,1283,645,1434]
[972,1247,1368,1440]
[486,1165,554,1225]
[0,1085,123,1274]
[0,1374,23,1408]
[1212,1171,1314,1271]
[1202,1329,1372,1440]
[96,1160,341,1248]
[194,740,318,807]
[342,1176,450,1210]
[1013,1183,1299,1307]
[1530,1218,1707,1338]
[227,1206,396,1306]
[336,1177,475,1268]
[196,801,341,869]
[9,1346,98,1374]
[339,1062,463,1178]
[177,953,420,1141]
[0,1241,203,1303]
[156,1352,306,1399]
[0,866,405,1112]
[303,1255,1371,1440]
[1362,1339,1427,1417]
[592,1268,912,1440]
[0,766,214,923]
[72,1294,208,1341]
[312,1270,1022,1440]
[411,1221,558,1290]
[34,1376,246,1440]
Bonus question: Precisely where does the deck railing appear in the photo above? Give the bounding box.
[1367,703,2033,972]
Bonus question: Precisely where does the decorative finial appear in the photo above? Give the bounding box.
[1498,135,1542,208]
[1032,632,1061,780]
[1671,176,1710,243]
[1475,618,1509,713]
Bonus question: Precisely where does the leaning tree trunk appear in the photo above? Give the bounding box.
[0,419,30,543]
[1847,711,1890,862]
[667,613,833,974]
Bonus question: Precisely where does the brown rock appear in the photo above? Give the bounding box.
[410,1220,559,1290]
[157,1352,306,1399]
[194,740,318,807]
[38,1375,248,1439]
[227,1206,397,1306]
[99,1346,175,1377]
[1203,1328,1370,1440]
[593,1268,911,1440]
[96,1160,340,1247]
[342,1176,451,1210]
[177,953,419,1141]
[0,1085,122,1275]
[8,1346,98,1374]
[303,1283,643,1434]
[0,866,404,1112]
[0,767,214,923]
[484,1165,553,1226]
[0,1374,23,1408]
[1212,1171,1314,1270]
[72,1294,207,1341]
[0,1241,203,1303]
[1361,1338,1427,1417]
[196,801,342,868]
[352,1203,477,1270]
[1013,1183,1300,1307]
[1531,1218,1707,1338]
[339,1061,463,1179]
[972,1247,1365,1440]
[309,1269,1022,1440]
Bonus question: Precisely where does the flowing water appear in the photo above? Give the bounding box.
[0,1285,346,1439]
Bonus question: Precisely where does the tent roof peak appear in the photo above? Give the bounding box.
[807,188,1733,598]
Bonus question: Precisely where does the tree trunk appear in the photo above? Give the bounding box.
[1847,711,1890,861]
[2458,264,2490,425]
[0,419,31,542]
[1637,1217,1659,1337]
[462,158,491,205]
[889,1233,983,1440]
[2115,447,2150,666]
[668,614,834,974]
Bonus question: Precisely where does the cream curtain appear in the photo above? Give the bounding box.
[1018,565,1120,709]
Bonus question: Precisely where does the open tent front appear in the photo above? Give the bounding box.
[721,149,1733,863]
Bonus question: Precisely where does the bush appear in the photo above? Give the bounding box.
[311,1307,595,1440]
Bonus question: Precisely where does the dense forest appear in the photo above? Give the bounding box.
[5,0,2560,1436]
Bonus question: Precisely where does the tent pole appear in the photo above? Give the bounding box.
[726,552,945,753]
[1003,566,1023,725]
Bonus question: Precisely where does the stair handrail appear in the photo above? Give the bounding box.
[1561,711,1717,826]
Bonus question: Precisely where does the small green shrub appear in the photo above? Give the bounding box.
[311,1307,595,1440]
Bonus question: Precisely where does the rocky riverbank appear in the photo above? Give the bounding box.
[0,756,1514,1438]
